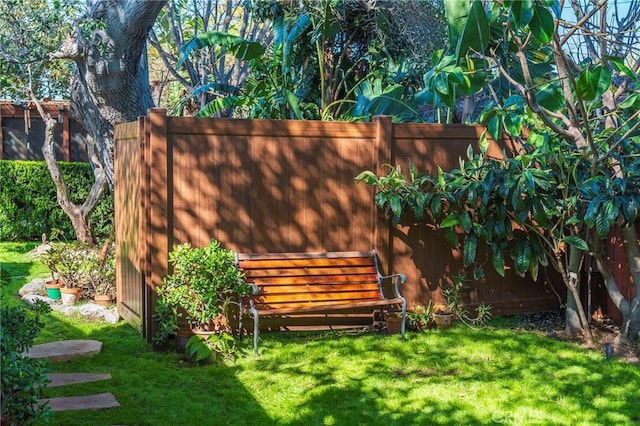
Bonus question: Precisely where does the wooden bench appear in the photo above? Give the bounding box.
[235,250,407,355]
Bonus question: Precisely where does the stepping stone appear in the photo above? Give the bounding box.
[47,373,112,388]
[26,340,103,361]
[41,392,120,411]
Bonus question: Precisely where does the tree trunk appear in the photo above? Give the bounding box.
[557,246,594,346]
[54,1,167,193]
[617,225,640,345]
[564,240,583,335]
[592,230,640,346]
[32,96,102,245]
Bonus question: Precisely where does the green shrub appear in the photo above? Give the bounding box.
[0,160,113,241]
[0,294,52,425]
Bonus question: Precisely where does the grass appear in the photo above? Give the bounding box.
[2,242,640,425]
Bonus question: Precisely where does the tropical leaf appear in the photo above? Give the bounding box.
[463,233,477,266]
[283,15,311,71]
[513,240,532,276]
[195,96,241,117]
[529,5,554,44]
[576,65,612,101]
[607,56,638,81]
[176,31,265,70]
[454,0,491,59]
[440,214,459,228]
[284,89,303,119]
[509,0,534,28]
[562,236,588,251]
[492,248,506,276]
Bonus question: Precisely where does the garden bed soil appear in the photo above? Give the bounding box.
[500,309,639,364]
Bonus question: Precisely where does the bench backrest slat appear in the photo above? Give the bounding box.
[237,251,384,311]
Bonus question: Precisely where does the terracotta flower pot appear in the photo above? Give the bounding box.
[433,312,456,329]
[385,316,403,334]
[175,327,217,353]
[44,279,62,300]
[94,294,113,307]
[60,287,81,305]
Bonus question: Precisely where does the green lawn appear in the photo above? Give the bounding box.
[1,242,639,425]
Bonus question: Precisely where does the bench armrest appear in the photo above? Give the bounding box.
[249,283,260,296]
[380,273,406,299]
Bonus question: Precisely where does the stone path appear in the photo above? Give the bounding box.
[27,340,121,412]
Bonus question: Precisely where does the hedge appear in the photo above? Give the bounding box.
[0,160,113,241]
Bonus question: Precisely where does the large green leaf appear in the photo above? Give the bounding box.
[562,236,588,251]
[195,96,241,117]
[509,0,534,28]
[440,214,459,228]
[529,5,554,44]
[607,56,638,81]
[535,80,565,111]
[444,0,490,59]
[176,31,265,70]
[576,65,612,101]
[456,0,491,59]
[492,248,506,276]
[513,240,532,276]
[283,15,311,70]
[463,233,477,266]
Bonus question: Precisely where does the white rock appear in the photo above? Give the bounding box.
[103,309,120,324]
[22,294,54,305]
[56,305,80,316]
[19,279,46,296]
[79,304,107,319]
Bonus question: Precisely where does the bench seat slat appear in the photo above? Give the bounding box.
[253,290,383,304]
[254,298,405,315]
[240,266,377,277]
[253,283,381,294]
[250,275,379,285]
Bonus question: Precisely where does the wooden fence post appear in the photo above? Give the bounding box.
[146,108,169,340]
[373,115,394,275]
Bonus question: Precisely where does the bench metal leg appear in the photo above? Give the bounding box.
[251,308,259,356]
[400,300,407,342]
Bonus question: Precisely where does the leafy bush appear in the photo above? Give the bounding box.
[0,296,52,425]
[154,239,249,345]
[0,160,113,241]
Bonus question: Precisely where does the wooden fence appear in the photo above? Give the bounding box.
[115,109,566,340]
[0,101,89,162]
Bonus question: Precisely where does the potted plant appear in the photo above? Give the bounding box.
[435,271,492,329]
[384,312,404,334]
[86,241,116,306]
[407,302,434,331]
[35,237,92,305]
[43,277,62,301]
[153,239,250,352]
